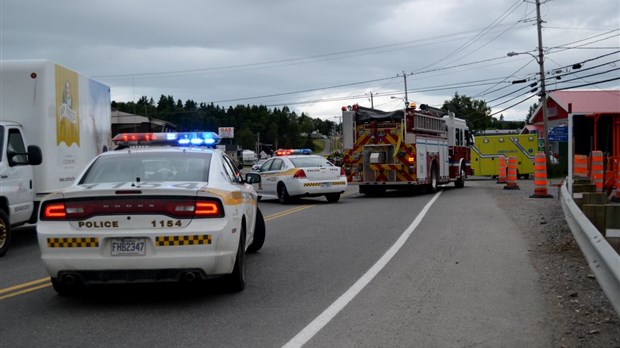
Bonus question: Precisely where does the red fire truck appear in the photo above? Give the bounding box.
[341,103,472,195]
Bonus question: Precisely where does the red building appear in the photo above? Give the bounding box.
[528,90,620,161]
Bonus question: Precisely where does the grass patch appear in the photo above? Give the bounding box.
[313,139,325,153]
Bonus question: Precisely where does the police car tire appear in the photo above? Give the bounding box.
[51,277,81,296]
[247,208,265,253]
[0,210,11,257]
[277,183,290,204]
[326,193,340,202]
[226,227,246,292]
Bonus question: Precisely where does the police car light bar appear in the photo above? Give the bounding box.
[112,132,221,147]
[275,148,312,156]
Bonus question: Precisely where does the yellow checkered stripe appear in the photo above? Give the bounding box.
[156,234,212,247]
[48,237,99,248]
[303,181,347,187]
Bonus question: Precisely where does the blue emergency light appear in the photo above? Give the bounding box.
[113,132,221,147]
[275,148,312,156]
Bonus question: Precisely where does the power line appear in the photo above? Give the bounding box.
[418,0,524,70]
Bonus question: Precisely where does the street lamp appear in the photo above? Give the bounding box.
[507,50,551,169]
[331,116,342,157]
[391,96,408,108]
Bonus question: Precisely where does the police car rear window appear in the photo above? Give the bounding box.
[289,156,334,168]
[79,152,211,184]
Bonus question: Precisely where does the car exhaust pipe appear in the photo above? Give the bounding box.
[62,274,76,285]
[183,272,196,282]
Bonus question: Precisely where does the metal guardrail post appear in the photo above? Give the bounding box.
[560,179,620,316]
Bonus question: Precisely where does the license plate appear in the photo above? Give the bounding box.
[320,182,332,188]
[111,238,146,256]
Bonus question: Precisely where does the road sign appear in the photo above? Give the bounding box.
[548,125,568,142]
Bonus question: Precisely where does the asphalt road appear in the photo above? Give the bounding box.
[0,181,553,347]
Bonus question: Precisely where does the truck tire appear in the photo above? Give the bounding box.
[247,208,265,253]
[0,210,11,257]
[428,164,439,193]
[360,186,385,197]
[455,164,466,188]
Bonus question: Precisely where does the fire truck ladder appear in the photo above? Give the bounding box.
[412,112,447,134]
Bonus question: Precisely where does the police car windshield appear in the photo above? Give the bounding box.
[79,152,211,184]
[289,156,334,168]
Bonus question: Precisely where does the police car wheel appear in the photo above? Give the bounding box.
[226,226,246,292]
[51,277,82,296]
[247,208,265,253]
[277,183,290,204]
[0,210,11,257]
[325,193,340,202]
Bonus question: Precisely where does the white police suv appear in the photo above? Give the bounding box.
[37,132,264,295]
[253,149,347,203]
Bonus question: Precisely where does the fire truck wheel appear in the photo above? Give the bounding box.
[277,183,291,204]
[0,210,11,257]
[325,193,340,202]
[360,186,385,196]
[428,164,439,193]
[455,165,466,188]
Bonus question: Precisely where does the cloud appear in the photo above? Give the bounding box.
[2,0,618,122]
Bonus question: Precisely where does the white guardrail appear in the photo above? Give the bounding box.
[560,180,620,316]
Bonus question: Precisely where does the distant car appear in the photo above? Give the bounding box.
[253,149,347,203]
[36,132,265,295]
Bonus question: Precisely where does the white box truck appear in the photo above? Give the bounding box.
[0,60,112,256]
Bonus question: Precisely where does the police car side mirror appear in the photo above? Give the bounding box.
[245,172,261,184]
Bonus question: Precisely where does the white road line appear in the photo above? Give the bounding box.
[282,191,443,348]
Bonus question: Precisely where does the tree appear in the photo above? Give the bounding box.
[442,92,491,131]
[527,102,539,122]
[236,127,255,149]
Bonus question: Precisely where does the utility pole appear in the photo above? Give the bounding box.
[367,91,375,108]
[536,0,552,169]
[397,71,409,106]
[403,71,409,106]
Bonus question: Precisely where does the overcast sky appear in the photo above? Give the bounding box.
[2,0,619,121]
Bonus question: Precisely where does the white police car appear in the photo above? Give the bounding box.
[36,132,264,295]
[253,149,347,203]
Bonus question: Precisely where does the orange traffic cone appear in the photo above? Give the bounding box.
[573,154,588,178]
[590,151,604,192]
[497,155,507,184]
[530,152,553,198]
[504,156,520,190]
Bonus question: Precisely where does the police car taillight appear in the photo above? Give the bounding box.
[40,197,224,220]
[293,169,307,179]
[112,132,221,147]
[340,167,346,176]
[194,201,221,216]
[43,203,67,219]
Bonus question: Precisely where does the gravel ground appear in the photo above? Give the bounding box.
[475,176,620,347]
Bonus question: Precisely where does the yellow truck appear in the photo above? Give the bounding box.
[470,134,537,179]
